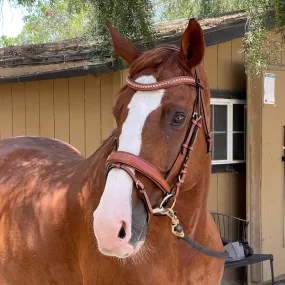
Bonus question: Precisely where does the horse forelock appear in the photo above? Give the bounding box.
[129,46,179,78]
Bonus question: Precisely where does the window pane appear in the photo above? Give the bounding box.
[233,104,245,132]
[233,133,245,160]
[213,105,227,132]
[212,133,227,160]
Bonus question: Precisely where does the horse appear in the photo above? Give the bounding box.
[0,18,225,285]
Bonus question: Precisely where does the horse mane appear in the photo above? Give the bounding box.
[84,132,116,181]
[130,45,178,77]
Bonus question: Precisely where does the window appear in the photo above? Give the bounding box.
[210,99,246,164]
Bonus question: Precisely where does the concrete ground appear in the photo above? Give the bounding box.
[264,281,285,285]
[221,268,285,285]
[264,273,285,285]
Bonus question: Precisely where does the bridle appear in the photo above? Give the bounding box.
[105,47,227,259]
[106,64,212,218]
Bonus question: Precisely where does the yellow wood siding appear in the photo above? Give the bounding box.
[0,84,12,138]
[39,80,54,138]
[231,38,246,91]
[69,77,85,156]
[208,173,245,217]
[0,73,123,156]
[12,83,26,136]
[204,45,218,89]
[101,73,115,141]
[203,39,246,218]
[204,39,246,91]
[54,78,69,143]
[85,76,101,157]
[25,81,40,136]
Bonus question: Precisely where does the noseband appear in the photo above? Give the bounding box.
[105,49,227,259]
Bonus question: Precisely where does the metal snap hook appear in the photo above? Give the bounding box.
[152,193,176,215]
[159,193,176,210]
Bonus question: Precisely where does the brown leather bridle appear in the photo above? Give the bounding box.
[106,63,212,222]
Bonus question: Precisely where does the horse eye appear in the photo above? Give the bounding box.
[172,113,186,125]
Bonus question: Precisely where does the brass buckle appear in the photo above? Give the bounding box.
[153,207,184,238]
[193,112,202,120]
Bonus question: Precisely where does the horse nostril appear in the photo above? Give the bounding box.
[118,222,127,239]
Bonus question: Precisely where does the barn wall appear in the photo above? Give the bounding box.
[205,32,285,217]
[205,38,246,216]
[0,73,121,157]
[208,172,246,217]
[203,38,246,91]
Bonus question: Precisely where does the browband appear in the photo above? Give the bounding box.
[126,75,202,91]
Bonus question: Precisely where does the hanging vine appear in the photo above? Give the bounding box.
[241,0,283,76]
[87,0,157,70]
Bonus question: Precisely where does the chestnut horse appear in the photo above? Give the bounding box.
[0,19,225,285]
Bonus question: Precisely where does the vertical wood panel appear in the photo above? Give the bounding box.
[0,84,12,138]
[231,38,246,91]
[113,71,122,103]
[25,81,40,136]
[54,78,69,143]
[204,45,218,89]
[112,71,122,128]
[12,83,26,136]
[101,73,114,141]
[231,173,240,217]
[218,41,233,90]
[69,77,85,156]
[208,174,218,212]
[122,69,129,86]
[85,76,101,156]
[217,173,232,214]
[39,80,54,138]
[217,173,232,240]
[231,172,246,218]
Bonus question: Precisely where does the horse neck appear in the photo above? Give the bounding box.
[79,135,115,210]
[177,157,211,237]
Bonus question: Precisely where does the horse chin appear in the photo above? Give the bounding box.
[98,240,145,259]
[132,240,145,255]
[98,244,134,259]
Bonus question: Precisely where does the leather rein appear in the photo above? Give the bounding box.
[105,57,227,259]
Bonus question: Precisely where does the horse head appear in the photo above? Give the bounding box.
[93,18,211,259]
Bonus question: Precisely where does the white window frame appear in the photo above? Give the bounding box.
[210,98,246,165]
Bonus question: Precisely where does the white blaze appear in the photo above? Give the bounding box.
[94,75,164,236]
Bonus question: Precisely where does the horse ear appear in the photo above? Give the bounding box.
[106,23,142,66]
[178,18,205,70]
